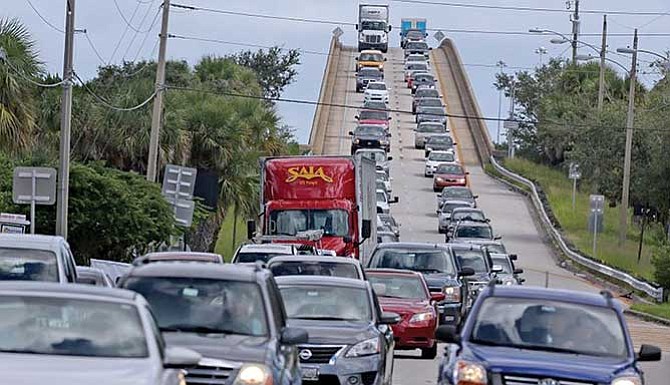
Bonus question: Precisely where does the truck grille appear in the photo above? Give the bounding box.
[366,35,381,43]
[298,345,345,364]
[185,363,235,385]
[503,375,594,385]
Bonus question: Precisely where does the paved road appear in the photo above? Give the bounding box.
[319,45,669,384]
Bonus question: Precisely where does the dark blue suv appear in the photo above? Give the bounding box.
[436,285,661,385]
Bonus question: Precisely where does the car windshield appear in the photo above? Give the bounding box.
[418,124,444,133]
[360,53,382,61]
[416,89,439,98]
[363,102,387,110]
[356,125,385,135]
[429,136,452,145]
[359,68,381,77]
[368,274,427,300]
[377,192,387,202]
[406,30,424,38]
[0,295,147,358]
[429,152,455,162]
[442,202,471,213]
[270,261,360,279]
[415,74,435,82]
[470,298,628,358]
[269,209,349,237]
[370,248,456,274]
[361,20,386,31]
[407,55,426,62]
[279,285,372,321]
[407,63,427,71]
[421,106,444,116]
[359,151,386,162]
[360,110,388,121]
[452,210,485,222]
[124,277,268,336]
[235,252,287,263]
[407,42,428,49]
[419,99,442,107]
[443,188,472,199]
[453,249,488,273]
[0,248,59,282]
[456,225,493,239]
[436,164,463,174]
[367,83,386,90]
[491,256,513,273]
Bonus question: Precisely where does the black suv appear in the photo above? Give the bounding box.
[366,242,475,327]
[356,67,383,92]
[449,243,500,309]
[119,262,308,385]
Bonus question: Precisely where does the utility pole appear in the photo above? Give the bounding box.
[619,29,638,245]
[56,0,76,239]
[597,15,607,112]
[146,0,171,182]
[496,61,506,144]
[571,0,581,64]
[507,83,516,158]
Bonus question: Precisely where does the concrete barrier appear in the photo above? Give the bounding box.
[309,37,341,155]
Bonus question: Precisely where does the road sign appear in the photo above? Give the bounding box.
[568,162,581,180]
[162,165,197,200]
[503,120,519,131]
[12,167,57,234]
[332,27,344,38]
[0,213,29,234]
[588,194,605,257]
[433,30,445,42]
[165,196,195,227]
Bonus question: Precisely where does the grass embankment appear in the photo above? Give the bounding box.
[502,157,660,282]
[214,211,248,262]
[631,302,670,320]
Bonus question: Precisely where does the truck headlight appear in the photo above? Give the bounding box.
[454,360,487,385]
[410,312,434,323]
[354,139,360,144]
[233,364,273,385]
[611,377,642,385]
[443,286,461,303]
[345,337,380,357]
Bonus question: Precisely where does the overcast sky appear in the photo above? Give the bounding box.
[6,0,670,143]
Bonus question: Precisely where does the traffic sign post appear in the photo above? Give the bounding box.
[161,165,197,228]
[332,27,344,39]
[503,120,519,158]
[568,163,581,211]
[12,167,57,234]
[589,194,605,257]
[433,30,445,42]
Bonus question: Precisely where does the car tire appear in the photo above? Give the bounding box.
[421,345,438,359]
[438,228,445,234]
[433,186,440,192]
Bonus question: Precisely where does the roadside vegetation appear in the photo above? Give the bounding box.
[0,18,301,260]
[495,56,670,307]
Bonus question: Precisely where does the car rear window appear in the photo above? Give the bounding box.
[0,248,59,282]
[369,248,456,274]
[270,261,360,279]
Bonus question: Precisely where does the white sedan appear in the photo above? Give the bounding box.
[364,81,389,104]
[424,151,458,177]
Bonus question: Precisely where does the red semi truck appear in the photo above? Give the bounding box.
[255,156,377,261]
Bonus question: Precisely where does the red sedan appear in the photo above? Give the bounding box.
[356,109,391,129]
[367,269,444,359]
[433,163,468,192]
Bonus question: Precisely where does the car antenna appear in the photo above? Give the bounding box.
[599,290,614,307]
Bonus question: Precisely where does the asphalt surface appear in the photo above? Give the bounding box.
[319,45,670,384]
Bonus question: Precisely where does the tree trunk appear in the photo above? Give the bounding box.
[186,210,223,252]
[231,204,239,257]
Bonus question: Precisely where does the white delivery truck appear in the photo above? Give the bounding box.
[356,4,391,53]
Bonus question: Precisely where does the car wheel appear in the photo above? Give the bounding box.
[421,344,438,359]
[433,186,439,192]
[438,228,445,234]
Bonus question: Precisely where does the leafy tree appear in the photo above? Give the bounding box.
[231,47,301,99]
[0,18,41,153]
[652,246,670,298]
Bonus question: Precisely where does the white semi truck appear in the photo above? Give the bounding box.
[356,4,391,53]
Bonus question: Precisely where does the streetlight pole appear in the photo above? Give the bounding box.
[597,15,607,112]
[496,60,506,144]
[56,0,76,239]
[619,29,638,245]
[146,0,171,183]
[571,0,581,64]
[535,47,548,66]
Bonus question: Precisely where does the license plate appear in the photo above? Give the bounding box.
[302,367,319,381]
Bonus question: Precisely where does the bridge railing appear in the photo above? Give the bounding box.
[308,36,342,155]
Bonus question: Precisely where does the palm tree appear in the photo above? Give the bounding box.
[0,18,41,153]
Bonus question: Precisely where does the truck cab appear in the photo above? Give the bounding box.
[357,4,391,53]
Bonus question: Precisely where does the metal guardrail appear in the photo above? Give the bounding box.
[490,156,664,302]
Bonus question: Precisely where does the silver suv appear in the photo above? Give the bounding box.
[0,234,78,283]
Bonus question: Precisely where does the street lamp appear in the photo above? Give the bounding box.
[575,54,628,72]
[535,47,548,66]
[496,60,507,144]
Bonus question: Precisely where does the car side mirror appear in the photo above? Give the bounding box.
[355,115,360,120]
[509,254,518,260]
[163,346,201,369]
[494,235,502,240]
[513,268,524,275]
[388,25,392,32]
[391,196,399,204]
[473,195,479,199]
[355,57,360,61]
[429,47,433,50]
[458,267,475,277]
[380,312,400,325]
[492,265,503,274]
[436,325,460,343]
[453,142,457,146]
[387,156,393,161]
[361,219,372,240]
[430,292,445,302]
[384,58,387,61]
[281,327,309,345]
[349,131,354,136]
[247,220,256,240]
[387,133,392,137]
[637,344,662,362]
[388,117,392,120]
[485,219,491,223]
[355,23,359,30]
[465,171,470,175]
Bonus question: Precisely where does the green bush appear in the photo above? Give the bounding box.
[652,246,670,300]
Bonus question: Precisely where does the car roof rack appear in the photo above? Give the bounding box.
[599,290,614,307]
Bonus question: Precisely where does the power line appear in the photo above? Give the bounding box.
[170,2,670,37]
[389,0,670,16]
[25,0,64,33]
[73,71,156,111]
[109,0,143,64]
[81,32,107,64]
[0,50,68,87]
[123,3,161,61]
[112,0,158,33]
